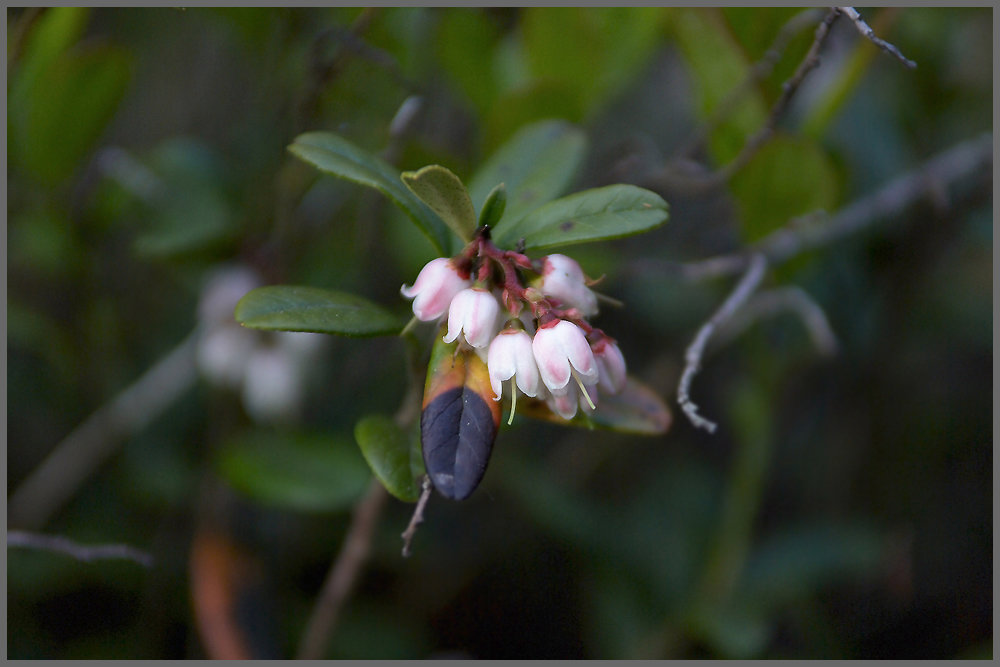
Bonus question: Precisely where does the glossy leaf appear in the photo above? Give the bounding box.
[518,376,672,435]
[355,415,425,502]
[216,431,370,513]
[289,132,451,254]
[478,182,507,229]
[401,164,477,243]
[468,120,587,231]
[235,285,402,337]
[493,184,669,251]
[420,333,501,500]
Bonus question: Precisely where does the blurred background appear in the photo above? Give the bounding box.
[6,7,992,659]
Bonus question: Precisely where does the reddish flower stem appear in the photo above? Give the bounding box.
[451,232,614,345]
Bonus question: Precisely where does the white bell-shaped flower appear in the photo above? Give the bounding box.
[532,319,599,393]
[538,254,598,317]
[400,257,471,321]
[443,287,501,349]
[487,328,541,401]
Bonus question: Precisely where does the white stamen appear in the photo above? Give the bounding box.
[507,380,517,426]
[574,373,597,411]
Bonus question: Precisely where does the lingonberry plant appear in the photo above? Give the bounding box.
[236,120,671,504]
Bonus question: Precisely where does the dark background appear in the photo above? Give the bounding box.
[7,7,992,659]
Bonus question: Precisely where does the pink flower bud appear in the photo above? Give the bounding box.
[400,258,471,321]
[539,254,598,317]
[592,338,627,394]
[443,287,501,349]
[487,329,540,401]
[532,319,599,393]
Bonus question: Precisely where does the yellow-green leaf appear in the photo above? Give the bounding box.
[401,164,477,243]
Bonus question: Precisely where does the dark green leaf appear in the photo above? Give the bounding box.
[132,139,238,258]
[522,8,664,111]
[478,182,507,229]
[235,285,402,337]
[468,120,587,231]
[401,164,476,243]
[216,431,370,513]
[14,44,132,184]
[729,134,839,243]
[289,132,451,254]
[435,8,503,115]
[354,415,424,502]
[483,83,587,158]
[667,8,767,163]
[492,184,669,251]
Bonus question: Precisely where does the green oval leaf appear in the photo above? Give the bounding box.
[354,415,425,502]
[216,431,371,513]
[401,164,476,243]
[13,44,132,184]
[468,120,587,230]
[493,184,669,251]
[289,132,451,254]
[478,182,508,229]
[235,285,402,337]
[518,376,672,435]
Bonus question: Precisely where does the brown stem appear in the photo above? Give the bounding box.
[295,479,389,660]
[675,8,827,160]
[400,476,434,558]
[704,9,842,187]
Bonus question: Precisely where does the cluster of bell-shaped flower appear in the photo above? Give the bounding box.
[402,248,626,423]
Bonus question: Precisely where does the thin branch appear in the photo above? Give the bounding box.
[295,8,380,132]
[9,332,200,530]
[296,479,389,660]
[292,93,431,660]
[838,7,917,69]
[678,254,768,433]
[673,133,992,280]
[675,8,827,160]
[401,476,433,558]
[714,286,839,357]
[8,531,154,568]
[703,8,842,187]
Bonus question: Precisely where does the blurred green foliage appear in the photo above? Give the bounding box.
[7,7,992,660]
